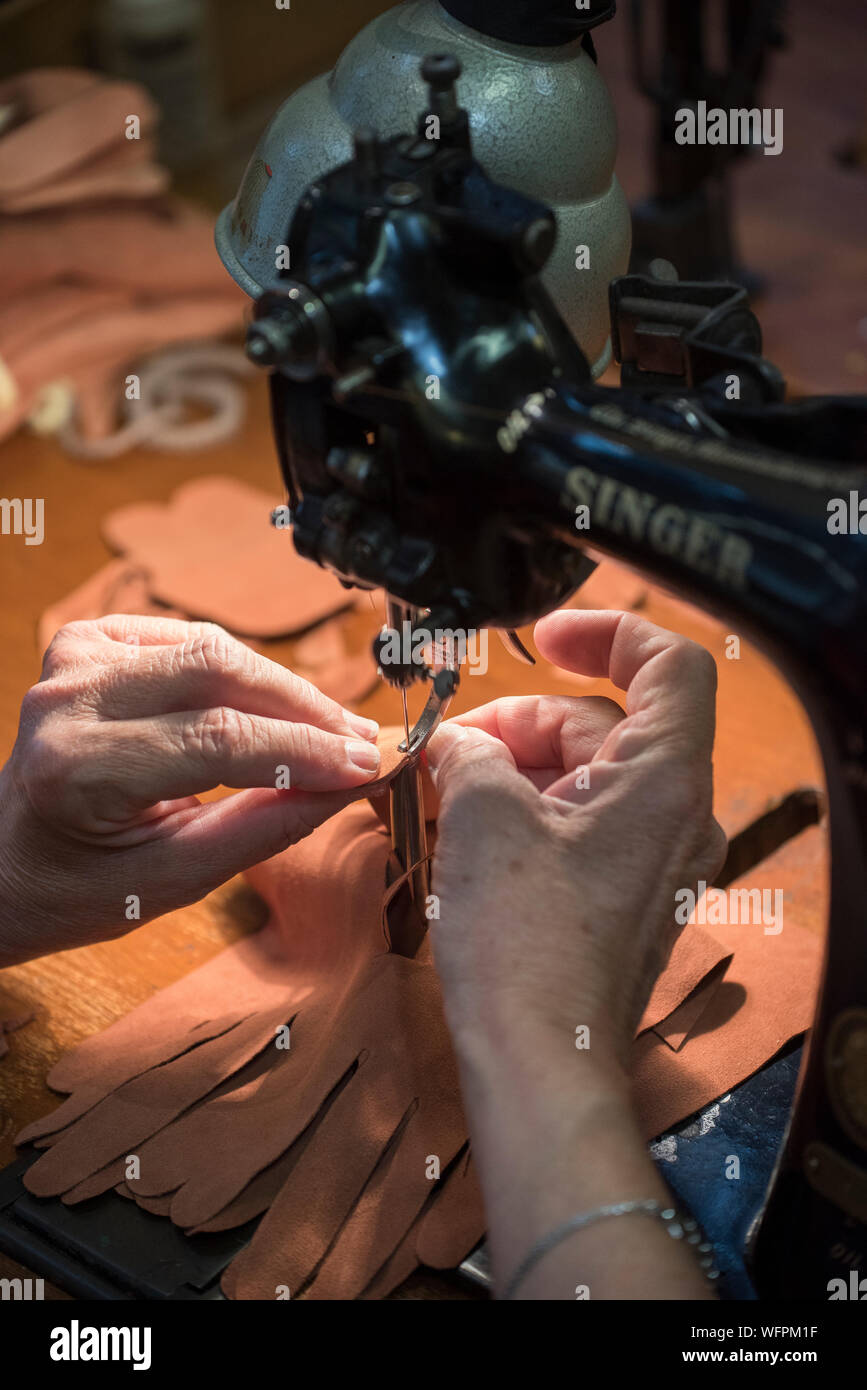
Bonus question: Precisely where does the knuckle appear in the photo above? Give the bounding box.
[188,705,245,761]
[20,731,65,812]
[51,619,93,647]
[563,694,622,739]
[673,635,718,691]
[40,621,92,676]
[18,680,63,730]
[182,625,238,675]
[23,729,104,818]
[39,640,66,680]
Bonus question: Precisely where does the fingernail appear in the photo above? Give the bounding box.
[344,713,380,740]
[346,740,381,774]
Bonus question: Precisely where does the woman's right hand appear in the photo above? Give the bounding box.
[427,608,727,1075]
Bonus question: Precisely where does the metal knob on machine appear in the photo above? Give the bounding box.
[246,285,333,379]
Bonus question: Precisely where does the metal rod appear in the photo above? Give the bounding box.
[388,757,430,957]
[401,687,410,747]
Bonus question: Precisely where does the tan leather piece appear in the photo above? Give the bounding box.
[102,477,357,637]
[16,778,822,1297]
[133,980,385,1229]
[0,292,243,441]
[189,1146,303,1235]
[18,803,389,1145]
[3,150,167,216]
[220,954,469,1301]
[18,803,481,1297]
[365,726,439,826]
[638,928,732,1036]
[37,559,185,653]
[292,618,379,707]
[632,922,822,1138]
[0,68,244,445]
[117,1186,177,1218]
[37,544,375,705]
[359,1149,486,1299]
[0,72,161,205]
[64,1159,129,1205]
[416,1150,486,1270]
[0,207,241,303]
[22,1001,306,1198]
[651,960,730,1052]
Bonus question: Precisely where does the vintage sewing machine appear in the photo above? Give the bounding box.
[1,0,864,1302]
[221,41,867,1298]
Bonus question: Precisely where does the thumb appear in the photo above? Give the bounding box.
[426,723,521,802]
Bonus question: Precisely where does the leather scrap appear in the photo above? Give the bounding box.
[0,68,244,445]
[638,927,733,1035]
[37,558,185,653]
[632,918,821,1139]
[292,617,379,707]
[102,477,357,637]
[16,789,822,1298]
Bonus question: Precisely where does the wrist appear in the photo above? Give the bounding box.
[446,996,631,1106]
[0,764,46,966]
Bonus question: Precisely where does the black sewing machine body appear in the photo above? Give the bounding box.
[256,107,596,635]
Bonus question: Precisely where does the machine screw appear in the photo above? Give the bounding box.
[421,53,462,91]
[421,53,462,124]
[246,286,331,378]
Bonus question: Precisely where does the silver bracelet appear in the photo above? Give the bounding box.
[500,1198,719,1300]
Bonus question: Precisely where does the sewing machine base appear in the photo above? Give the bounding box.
[0,1046,801,1300]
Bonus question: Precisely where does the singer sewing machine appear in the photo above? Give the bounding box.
[230,53,867,1299]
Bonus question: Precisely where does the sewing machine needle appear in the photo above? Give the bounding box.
[401,687,410,750]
